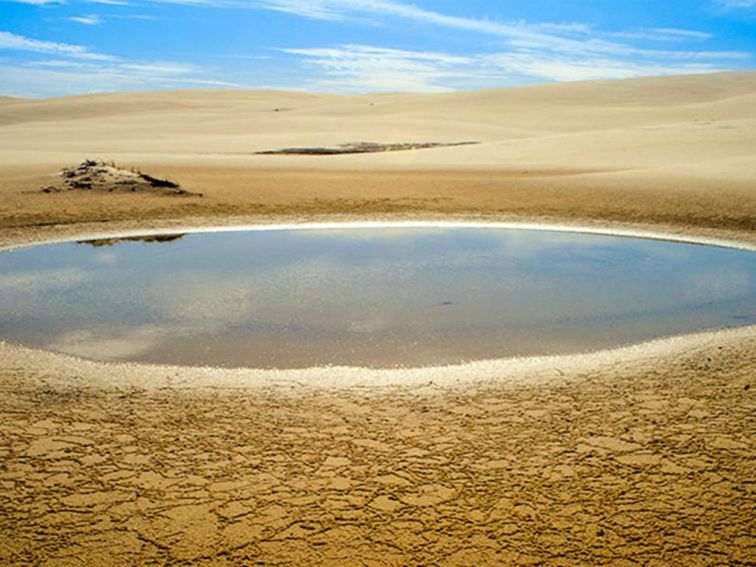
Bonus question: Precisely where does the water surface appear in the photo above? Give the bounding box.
[0,227,753,368]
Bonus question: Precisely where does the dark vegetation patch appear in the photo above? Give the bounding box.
[40,160,201,196]
[77,234,185,247]
[256,141,479,156]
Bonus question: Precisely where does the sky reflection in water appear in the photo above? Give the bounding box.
[0,228,754,368]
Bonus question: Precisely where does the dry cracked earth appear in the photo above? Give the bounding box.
[0,334,754,566]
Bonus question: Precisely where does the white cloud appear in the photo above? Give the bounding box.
[280,44,469,92]
[504,36,747,62]
[260,0,750,86]
[280,42,735,92]
[0,31,114,61]
[0,59,241,98]
[0,28,240,97]
[27,60,87,67]
[255,1,742,58]
[256,0,345,19]
[2,0,66,4]
[120,61,199,75]
[527,21,593,34]
[481,52,725,82]
[610,28,714,42]
[68,15,103,25]
[124,0,750,72]
[652,28,714,40]
[67,13,158,25]
[73,0,747,91]
[0,0,751,96]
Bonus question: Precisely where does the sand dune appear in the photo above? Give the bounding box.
[0,72,754,174]
[1,72,754,240]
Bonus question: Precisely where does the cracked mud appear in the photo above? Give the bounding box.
[0,332,753,565]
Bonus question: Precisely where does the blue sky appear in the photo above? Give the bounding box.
[1,0,755,97]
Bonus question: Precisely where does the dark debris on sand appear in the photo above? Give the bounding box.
[40,160,201,196]
[256,141,479,156]
[76,234,186,247]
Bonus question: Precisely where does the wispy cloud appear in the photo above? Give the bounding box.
[1,59,242,97]
[66,13,157,25]
[256,0,345,19]
[68,15,103,25]
[480,51,726,82]
[610,28,714,42]
[256,0,750,90]
[280,44,470,92]
[0,31,114,60]
[255,1,714,55]
[122,61,199,74]
[526,21,593,34]
[0,31,239,97]
[281,42,733,92]
[258,0,575,44]
[260,2,748,63]
[127,0,754,68]
[2,0,66,4]
[1,0,752,96]
[98,0,751,88]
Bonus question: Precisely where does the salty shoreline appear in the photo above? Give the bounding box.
[4,216,756,253]
[0,214,754,390]
[1,322,755,391]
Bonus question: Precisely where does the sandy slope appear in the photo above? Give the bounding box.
[0,73,756,169]
[1,72,755,173]
[0,72,754,238]
[0,73,755,565]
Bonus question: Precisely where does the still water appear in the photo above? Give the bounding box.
[0,227,753,368]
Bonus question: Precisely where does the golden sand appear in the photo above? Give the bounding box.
[0,73,754,565]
